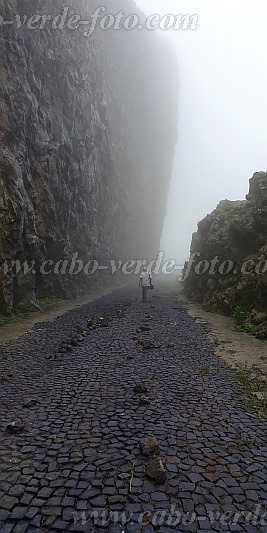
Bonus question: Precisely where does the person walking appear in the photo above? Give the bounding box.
[139,266,152,302]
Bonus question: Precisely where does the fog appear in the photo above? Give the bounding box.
[136,0,267,264]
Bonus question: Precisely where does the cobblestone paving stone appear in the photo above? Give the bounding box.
[0,285,266,532]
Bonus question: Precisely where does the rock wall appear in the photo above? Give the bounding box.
[183,171,267,338]
[0,0,178,313]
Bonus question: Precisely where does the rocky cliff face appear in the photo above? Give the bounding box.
[0,0,178,313]
[183,171,267,338]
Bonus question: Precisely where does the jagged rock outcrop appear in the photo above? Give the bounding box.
[0,0,178,313]
[183,171,267,338]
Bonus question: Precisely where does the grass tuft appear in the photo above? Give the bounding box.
[233,306,257,336]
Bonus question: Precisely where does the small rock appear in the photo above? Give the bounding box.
[140,435,160,456]
[1,372,14,382]
[134,384,148,394]
[60,343,73,353]
[71,339,79,347]
[59,346,67,353]
[23,399,38,408]
[139,396,151,406]
[146,458,166,484]
[142,341,159,350]
[141,325,151,332]
[65,344,73,352]
[6,421,25,434]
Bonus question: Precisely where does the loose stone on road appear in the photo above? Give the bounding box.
[0,284,266,532]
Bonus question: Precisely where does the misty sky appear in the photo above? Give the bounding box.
[136,0,267,263]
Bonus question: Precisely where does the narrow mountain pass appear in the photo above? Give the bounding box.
[0,284,266,532]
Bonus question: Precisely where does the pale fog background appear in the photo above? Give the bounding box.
[137,0,267,265]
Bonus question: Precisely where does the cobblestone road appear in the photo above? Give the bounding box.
[0,285,266,533]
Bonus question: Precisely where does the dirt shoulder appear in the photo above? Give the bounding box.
[0,286,118,346]
[177,291,267,373]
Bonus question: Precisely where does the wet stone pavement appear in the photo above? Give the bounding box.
[0,284,266,533]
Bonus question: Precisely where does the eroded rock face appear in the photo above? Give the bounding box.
[183,172,267,336]
[0,0,178,313]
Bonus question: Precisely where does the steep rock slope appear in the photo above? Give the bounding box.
[0,0,178,313]
[183,171,267,338]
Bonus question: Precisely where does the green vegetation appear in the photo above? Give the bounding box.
[0,315,9,327]
[233,305,257,335]
[233,305,249,325]
[40,297,58,307]
[12,308,22,317]
[241,322,258,335]
[0,299,59,328]
[240,434,257,447]
[0,308,22,327]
